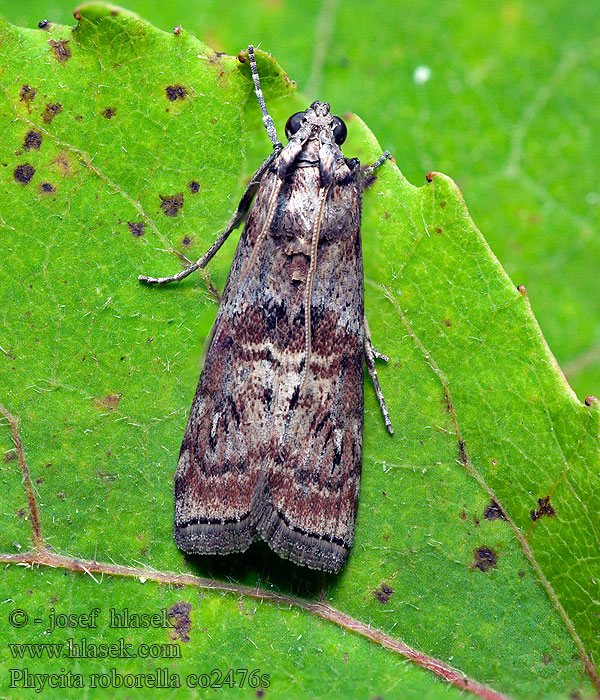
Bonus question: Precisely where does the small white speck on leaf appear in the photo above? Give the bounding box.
[413,65,432,85]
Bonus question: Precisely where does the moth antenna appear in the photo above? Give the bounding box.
[299,185,330,394]
[248,45,281,149]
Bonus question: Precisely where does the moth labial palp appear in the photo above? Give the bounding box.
[139,44,393,574]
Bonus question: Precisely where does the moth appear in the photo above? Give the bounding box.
[140,46,393,573]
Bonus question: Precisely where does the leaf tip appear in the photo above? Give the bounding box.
[73,3,142,24]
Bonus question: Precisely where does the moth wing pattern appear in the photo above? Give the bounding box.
[173,162,280,555]
[255,157,365,574]
[175,152,365,573]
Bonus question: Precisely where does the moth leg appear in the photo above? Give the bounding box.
[363,150,391,177]
[363,313,394,434]
[138,149,280,285]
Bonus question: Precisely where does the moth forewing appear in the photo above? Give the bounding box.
[141,46,392,573]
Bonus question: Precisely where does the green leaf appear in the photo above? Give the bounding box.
[0,5,598,700]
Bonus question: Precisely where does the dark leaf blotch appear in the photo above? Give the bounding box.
[42,103,63,124]
[23,130,42,151]
[373,584,394,604]
[530,496,556,521]
[19,85,37,105]
[127,222,146,237]
[167,601,192,643]
[14,164,35,184]
[48,39,71,64]
[484,500,507,521]
[472,547,498,572]
[165,85,187,101]
[160,194,184,217]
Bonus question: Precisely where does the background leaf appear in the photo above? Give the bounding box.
[0,3,598,700]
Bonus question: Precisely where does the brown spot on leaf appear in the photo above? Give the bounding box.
[168,601,192,643]
[188,180,200,193]
[51,152,72,177]
[17,509,26,517]
[23,130,42,151]
[459,510,468,519]
[484,500,506,520]
[102,107,116,119]
[373,583,394,604]
[14,164,35,184]
[3,451,17,462]
[39,182,56,194]
[57,492,65,500]
[42,103,63,123]
[440,201,446,208]
[458,439,468,465]
[442,318,452,327]
[435,226,443,234]
[94,393,122,411]
[160,193,184,217]
[207,51,227,66]
[530,496,556,521]
[48,39,71,63]
[256,690,266,699]
[518,570,525,578]
[19,84,37,108]
[127,222,145,237]
[182,235,192,247]
[472,547,498,572]
[542,653,553,664]
[165,85,187,101]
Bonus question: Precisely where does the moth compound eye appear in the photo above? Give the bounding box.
[285,112,305,139]
[332,116,347,145]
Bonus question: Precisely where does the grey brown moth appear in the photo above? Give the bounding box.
[140,46,392,573]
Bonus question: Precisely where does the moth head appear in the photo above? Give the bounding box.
[285,101,347,145]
